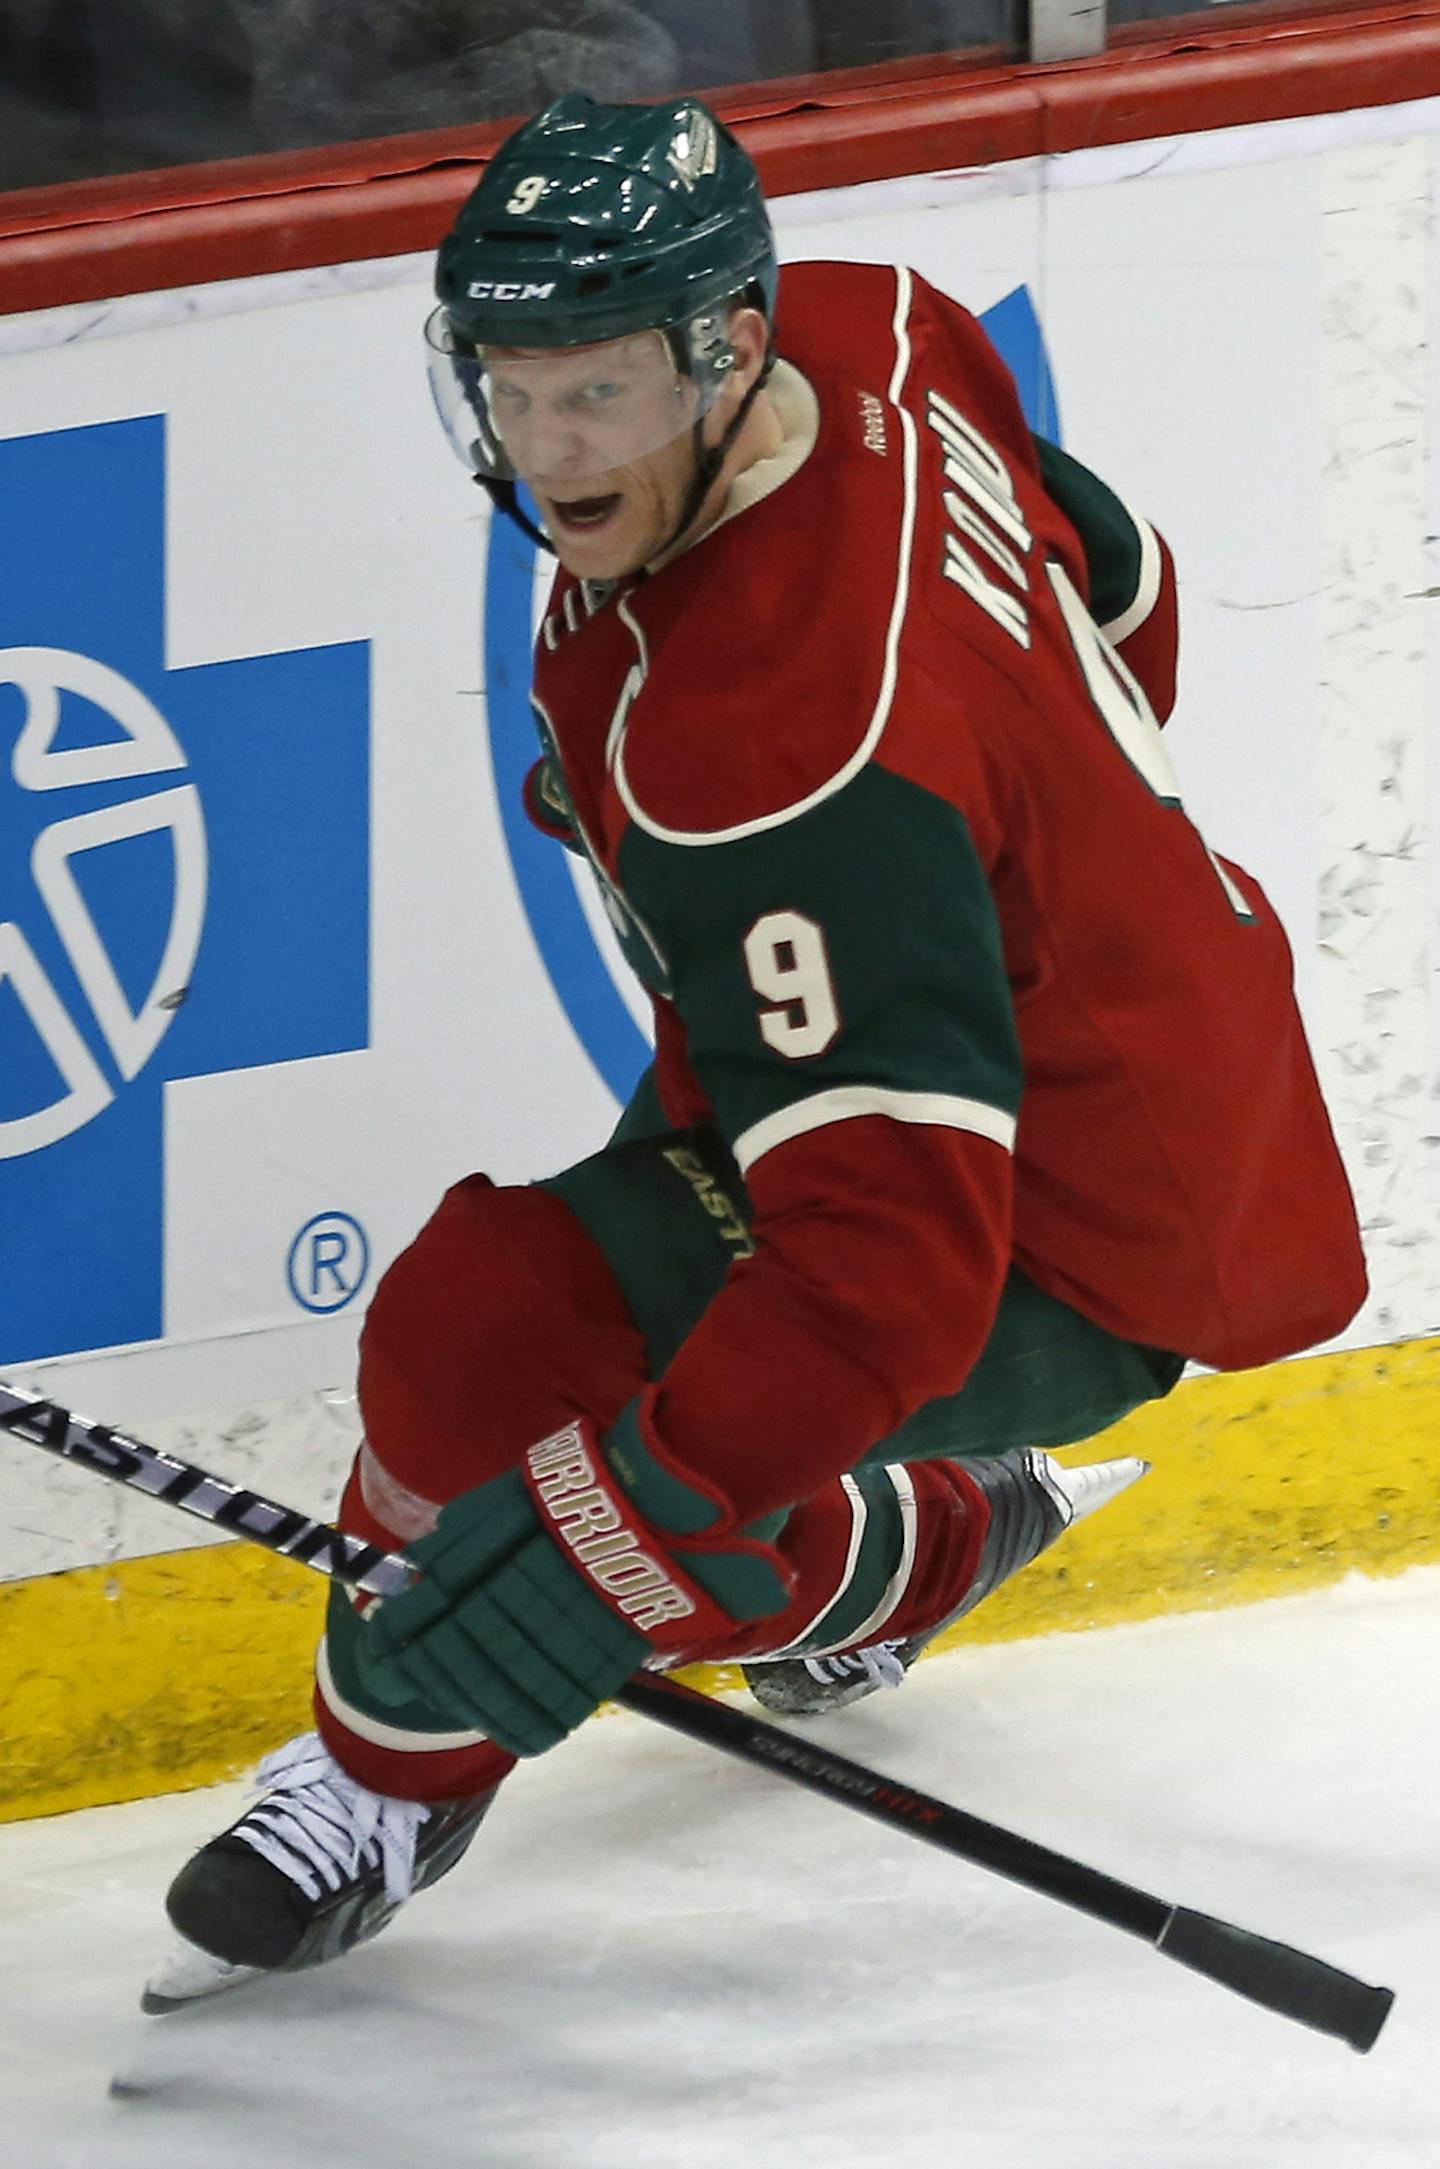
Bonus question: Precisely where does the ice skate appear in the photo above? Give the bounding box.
[142,1731,492,2012]
[743,1447,1149,1717]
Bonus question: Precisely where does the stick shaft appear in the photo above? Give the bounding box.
[0,1385,413,1598]
[618,1672,1163,1933]
[0,1383,1394,2051]
[618,1674,1394,2052]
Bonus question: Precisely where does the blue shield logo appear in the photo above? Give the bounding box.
[1,416,370,1363]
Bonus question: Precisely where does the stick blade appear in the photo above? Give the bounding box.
[1158,1905,1394,2052]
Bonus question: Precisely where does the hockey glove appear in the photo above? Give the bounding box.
[354,1403,792,1757]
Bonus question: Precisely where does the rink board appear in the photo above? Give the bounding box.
[4,67,1440,1815]
[5,1332,1439,1822]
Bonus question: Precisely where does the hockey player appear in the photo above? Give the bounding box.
[146,95,1366,2008]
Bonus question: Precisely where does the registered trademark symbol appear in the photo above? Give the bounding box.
[286,1211,370,1315]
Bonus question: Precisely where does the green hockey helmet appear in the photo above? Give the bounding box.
[426,94,778,486]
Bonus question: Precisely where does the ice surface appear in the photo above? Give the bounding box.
[3,1568,1435,2168]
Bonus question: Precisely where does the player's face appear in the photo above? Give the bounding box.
[482,313,766,579]
[481,333,704,576]
[535,428,713,580]
[483,332,699,481]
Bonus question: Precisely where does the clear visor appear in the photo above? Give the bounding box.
[424,308,727,486]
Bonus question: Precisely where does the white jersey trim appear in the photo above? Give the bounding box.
[315,1637,492,1754]
[733,1082,1017,1176]
[611,264,919,848]
[806,1464,920,1655]
[745,1464,922,1664]
[1099,506,1162,647]
[752,1471,869,1659]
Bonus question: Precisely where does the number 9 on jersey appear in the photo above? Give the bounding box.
[743,910,840,1058]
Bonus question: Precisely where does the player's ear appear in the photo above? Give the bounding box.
[727,305,770,392]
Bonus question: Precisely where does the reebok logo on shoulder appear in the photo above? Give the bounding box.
[858,392,888,456]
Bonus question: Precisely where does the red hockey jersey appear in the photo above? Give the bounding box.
[527,259,1366,1525]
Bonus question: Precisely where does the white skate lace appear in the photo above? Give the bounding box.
[801,1640,907,1691]
[231,1732,429,1906]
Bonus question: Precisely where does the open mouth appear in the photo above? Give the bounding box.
[549,493,623,531]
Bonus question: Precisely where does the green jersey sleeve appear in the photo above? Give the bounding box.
[617,762,1022,1178]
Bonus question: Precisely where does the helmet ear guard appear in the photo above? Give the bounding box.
[666,293,777,395]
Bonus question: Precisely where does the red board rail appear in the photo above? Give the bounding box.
[0,2,1438,316]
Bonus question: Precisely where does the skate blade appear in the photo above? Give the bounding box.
[141,1935,263,2014]
[1042,1453,1151,1527]
[745,1673,884,1717]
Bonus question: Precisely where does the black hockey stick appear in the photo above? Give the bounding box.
[620,1672,1393,2053]
[0,1384,410,1596]
[0,1382,1394,2054]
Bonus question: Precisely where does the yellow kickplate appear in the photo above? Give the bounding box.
[0,1544,322,1822]
[3,1337,1438,1821]
[684,1338,1440,1689]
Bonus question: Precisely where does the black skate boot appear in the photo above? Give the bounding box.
[743,1446,1148,1718]
[142,1731,493,2012]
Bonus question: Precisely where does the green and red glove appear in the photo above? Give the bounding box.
[354,1402,792,1756]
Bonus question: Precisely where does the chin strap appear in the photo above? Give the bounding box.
[478,475,555,556]
[656,345,776,566]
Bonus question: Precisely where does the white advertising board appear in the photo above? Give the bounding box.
[2,98,1437,1578]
